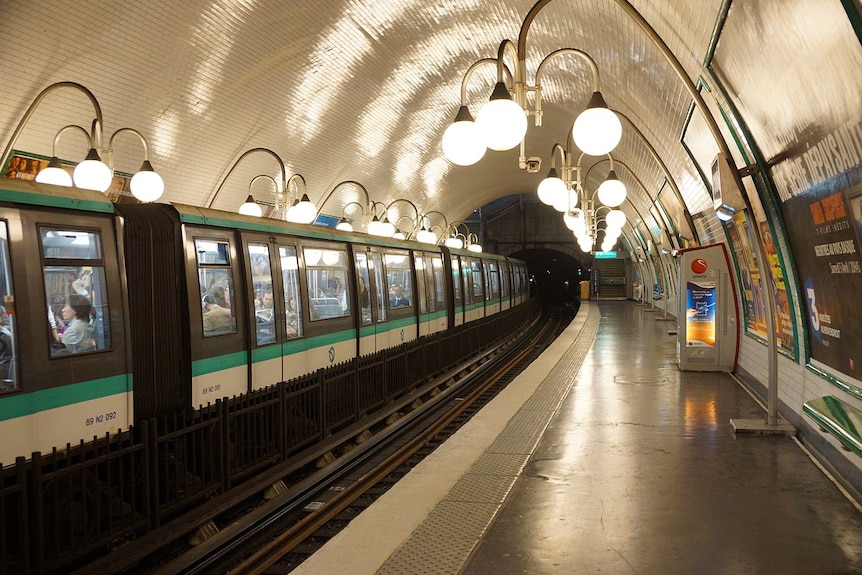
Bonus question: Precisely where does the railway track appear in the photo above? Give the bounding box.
[172,308,565,575]
[120,306,567,574]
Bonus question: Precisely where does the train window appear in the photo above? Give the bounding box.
[195,239,237,336]
[279,246,302,338]
[488,262,500,300]
[249,243,276,345]
[0,224,16,392]
[354,252,372,325]
[414,255,427,314]
[40,228,111,357]
[451,257,461,300]
[470,259,484,300]
[432,256,445,309]
[385,250,412,308]
[372,252,387,322]
[501,264,510,297]
[305,247,349,321]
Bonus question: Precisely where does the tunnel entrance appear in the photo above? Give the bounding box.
[510,248,589,309]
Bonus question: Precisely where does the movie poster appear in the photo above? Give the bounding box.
[779,170,862,379]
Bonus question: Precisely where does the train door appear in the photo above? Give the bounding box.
[428,253,448,334]
[464,256,485,322]
[243,236,309,391]
[414,252,430,337]
[245,238,281,391]
[500,261,511,311]
[187,230,247,407]
[370,251,388,351]
[450,254,464,326]
[354,249,375,355]
[382,249,416,348]
[277,243,306,380]
[485,259,501,315]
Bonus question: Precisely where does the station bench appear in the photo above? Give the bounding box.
[803,396,862,457]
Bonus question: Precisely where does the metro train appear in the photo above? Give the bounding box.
[0,177,529,464]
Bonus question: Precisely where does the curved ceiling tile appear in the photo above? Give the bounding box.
[0,0,733,235]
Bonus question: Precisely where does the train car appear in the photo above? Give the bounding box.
[0,179,132,464]
[117,202,526,421]
[0,182,528,463]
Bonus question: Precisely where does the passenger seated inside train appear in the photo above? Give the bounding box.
[202,293,232,334]
[255,291,275,344]
[389,285,410,308]
[255,291,274,322]
[286,298,300,338]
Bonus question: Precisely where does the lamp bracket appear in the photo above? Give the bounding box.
[737,163,759,179]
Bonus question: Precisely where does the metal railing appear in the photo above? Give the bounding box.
[0,299,538,573]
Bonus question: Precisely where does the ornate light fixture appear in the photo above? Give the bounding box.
[367,201,396,237]
[209,147,292,218]
[415,210,449,245]
[385,197,424,240]
[283,175,316,224]
[2,81,164,201]
[238,174,279,217]
[314,180,375,232]
[537,142,629,254]
[442,3,621,168]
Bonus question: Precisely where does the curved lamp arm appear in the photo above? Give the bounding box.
[314,179,371,218]
[1,81,103,172]
[386,197,422,234]
[207,147,287,209]
[286,173,307,203]
[419,209,449,231]
[108,127,151,165]
[52,124,93,156]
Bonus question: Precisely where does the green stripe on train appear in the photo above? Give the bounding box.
[199,329,359,371]
[0,374,132,421]
[0,188,114,213]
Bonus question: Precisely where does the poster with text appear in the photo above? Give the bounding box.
[685,281,716,347]
[780,169,862,379]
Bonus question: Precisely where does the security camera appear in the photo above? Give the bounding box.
[524,157,542,173]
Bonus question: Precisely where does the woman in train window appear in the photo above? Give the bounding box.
[60,294,95,352]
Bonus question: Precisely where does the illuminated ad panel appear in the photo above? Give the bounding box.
[685,278,716,347]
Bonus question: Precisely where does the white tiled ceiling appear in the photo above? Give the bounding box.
[0,0,724,234]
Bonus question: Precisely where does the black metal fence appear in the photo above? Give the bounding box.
[0,301,537,574]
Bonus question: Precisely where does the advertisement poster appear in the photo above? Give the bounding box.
[2,151,135,203]
[725,211,765,334]
[779,171,862,380]
[685,280,716,347]
[759,220,795,352]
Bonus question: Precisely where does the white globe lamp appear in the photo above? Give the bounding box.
[442,106,486,166]
[238,195,263,217]
[605,208,627,229]
[73,148,113,192]
[475,82,527,151]
[597,170,627,207]
[36,157,73,187]
[130,160,165,202]
[572,91,622,156]
[536,168,567,207]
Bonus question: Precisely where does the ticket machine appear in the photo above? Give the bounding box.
[677,243,739,371]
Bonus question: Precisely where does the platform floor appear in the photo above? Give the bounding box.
[292,301,862,575]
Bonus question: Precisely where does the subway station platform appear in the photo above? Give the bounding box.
[292,301,862,575]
